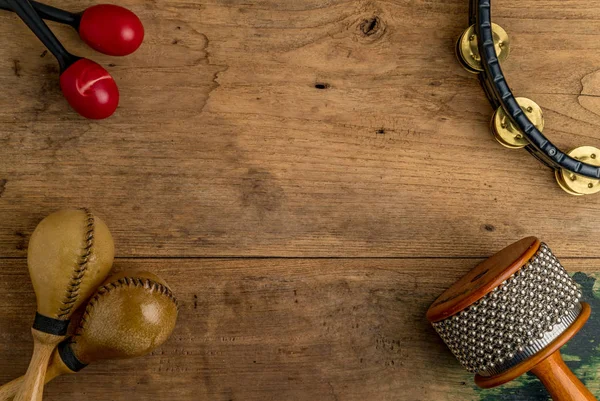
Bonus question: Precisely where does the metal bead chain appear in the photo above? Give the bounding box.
[432,243,582,375]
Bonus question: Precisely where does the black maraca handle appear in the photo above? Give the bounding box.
[0,0,80,27]
[5,0,78,71]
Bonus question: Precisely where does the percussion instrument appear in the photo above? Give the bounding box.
[427,237,596,400]
[15,209,114,401]
[0,270,178,401]
[4,0,120,119]
[0,1,144,56]
[456,1,600,195]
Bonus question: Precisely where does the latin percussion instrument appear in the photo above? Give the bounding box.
[456,1,600,195]
[15,209,114,401]
[3,0,126,119]
[0,270,178,401]
[0,0,144,56]
[427,237,596,401]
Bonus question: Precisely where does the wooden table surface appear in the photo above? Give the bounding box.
[1,0,600,399]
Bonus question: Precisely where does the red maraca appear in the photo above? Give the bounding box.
[6,0,119,119]
[59,59,119,119]
[79,4,144,57]
[0,0,144,56]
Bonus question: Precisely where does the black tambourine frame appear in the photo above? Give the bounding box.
[469,0,600,180]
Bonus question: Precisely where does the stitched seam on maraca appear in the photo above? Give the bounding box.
[431,243,583,375]
[72,277,178,340]
[58,209,95,319]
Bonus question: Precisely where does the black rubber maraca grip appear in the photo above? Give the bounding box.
[58,340,88,372]
[32,312,70,336]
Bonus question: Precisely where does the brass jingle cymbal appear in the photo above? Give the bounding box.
[556,146,600,195]
[457,23,510,73]
[491,97,544,149]
[555,170,583,196]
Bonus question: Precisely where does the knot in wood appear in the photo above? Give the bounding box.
[357,16,386,41]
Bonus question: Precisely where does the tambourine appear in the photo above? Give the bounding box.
[427,237,596,400]
[456,0,600,195]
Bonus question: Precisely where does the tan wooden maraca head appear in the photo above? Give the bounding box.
[0,270,178,401]
[16,209,114,401]
[427,237,596,401]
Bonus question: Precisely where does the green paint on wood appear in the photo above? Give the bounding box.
[476,272,600,400]
[562,354,581,362]
[561,273,600,395]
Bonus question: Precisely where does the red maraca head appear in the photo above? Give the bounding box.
[59,59,119,119]
[79,4,144,56]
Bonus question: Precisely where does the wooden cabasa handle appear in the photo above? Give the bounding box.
[530,350,597,401]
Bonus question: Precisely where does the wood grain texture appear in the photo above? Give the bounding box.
[1,0,600,257]
[1,0,600,399]
[0,258,599,401]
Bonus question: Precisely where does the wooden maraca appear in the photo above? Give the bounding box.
[15,209,114,401]
[0,270,178,400]
[427,237,596,401]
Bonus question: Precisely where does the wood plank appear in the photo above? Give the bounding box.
[0,258,598,400]
[1,0,600,257]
